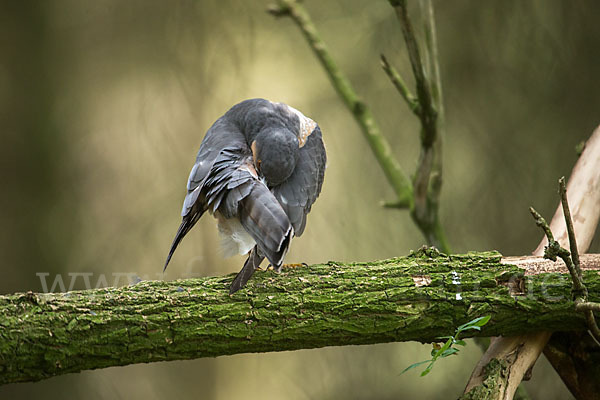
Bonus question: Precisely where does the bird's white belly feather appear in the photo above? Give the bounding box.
[216,215,255,257]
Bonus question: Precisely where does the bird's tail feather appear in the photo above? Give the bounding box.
[163,207,205,272]
[239,183,293,268]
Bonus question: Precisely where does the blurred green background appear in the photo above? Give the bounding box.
[1,0,599,398]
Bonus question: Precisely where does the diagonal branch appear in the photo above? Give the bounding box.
[558,177,581,278]
[380,54,420,115]
[418,0,445,209]
[419,0,444,120]
[464,125,600,399]
[389,0,437,148]
[575,302,600,312]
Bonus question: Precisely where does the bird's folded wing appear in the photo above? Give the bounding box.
[182,117,248,217]
[272,126,326,236]
[239,182,293,267]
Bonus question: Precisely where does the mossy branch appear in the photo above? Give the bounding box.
[2,250,600,385]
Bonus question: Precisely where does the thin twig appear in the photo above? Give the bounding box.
[268,0,413,208]
[380,54,420,115]
[419,0,443,118]
[556,179,587,299]
[389,0,437,148]
[558,177,581,278]
[529,206,586,296]
[530,185,600,343]
[418,0,444,207]
[529,207,556,243]
[559,178,600,341]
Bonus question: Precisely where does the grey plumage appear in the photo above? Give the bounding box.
[164,98,326,293]
[273,126,326,235]
[239,182,293,266]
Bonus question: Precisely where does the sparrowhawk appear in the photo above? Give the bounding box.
[164,99,326,293]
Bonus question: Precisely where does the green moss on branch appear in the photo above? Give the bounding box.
[1,249,599,385]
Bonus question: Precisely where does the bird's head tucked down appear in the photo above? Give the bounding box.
[252,127,299,186]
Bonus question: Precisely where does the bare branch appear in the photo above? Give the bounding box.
[529,206,584,296]
[558,177,581,277]
[389,0,437,148]
[380,54,420,115]
[269,0,413,208]
[575,302,600,312]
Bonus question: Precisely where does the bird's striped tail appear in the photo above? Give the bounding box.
[238,182,293,269]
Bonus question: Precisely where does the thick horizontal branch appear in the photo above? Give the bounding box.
[1,250,599,385]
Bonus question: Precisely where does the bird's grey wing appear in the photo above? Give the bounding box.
[272,125,326,236]
[182,117,248,216]
[204,153,293,269]
[165,118,249,271]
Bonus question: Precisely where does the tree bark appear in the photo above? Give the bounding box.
[543,331,600,400]
[1,250,599,385]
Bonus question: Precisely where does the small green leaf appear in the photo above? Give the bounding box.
[400,360,431,375]
[473,315,491,327]
[441,348,459,358]
[421,362,435,376]
[461,325,481,332]
[434,338,453,358]
[401,316,490,377]
[457,316,491,333]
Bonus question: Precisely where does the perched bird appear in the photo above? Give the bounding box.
[164,99,326,293]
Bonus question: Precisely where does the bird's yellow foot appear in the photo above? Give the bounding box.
[282,263,308,269]
[267,263,308,273]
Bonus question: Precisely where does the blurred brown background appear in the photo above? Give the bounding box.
[1,0,599,399]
